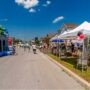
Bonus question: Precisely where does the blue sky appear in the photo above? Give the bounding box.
[0,0,90,40]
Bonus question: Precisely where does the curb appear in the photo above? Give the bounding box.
[45,54,90,90]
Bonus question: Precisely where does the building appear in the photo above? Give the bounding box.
[58,23,78,34]
[47,33,57,39]
[0,26,9,54]
[0,35,8,52]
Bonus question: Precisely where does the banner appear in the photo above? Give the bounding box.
[8,37,13,46]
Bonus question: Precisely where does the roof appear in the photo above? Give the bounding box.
[64,23,78,29]
[58,23,78,34]
[47,33,57,38]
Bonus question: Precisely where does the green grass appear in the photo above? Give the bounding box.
[48,53,90,82]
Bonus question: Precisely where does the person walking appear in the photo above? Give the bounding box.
[32,43,37,54]
[12,45,17,55]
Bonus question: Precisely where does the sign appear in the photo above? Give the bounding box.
[8,37,13,46]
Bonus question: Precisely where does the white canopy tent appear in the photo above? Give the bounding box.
[58,21,90,39]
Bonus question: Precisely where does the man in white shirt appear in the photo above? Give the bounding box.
[32,44,36,54]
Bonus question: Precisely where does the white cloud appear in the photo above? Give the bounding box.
[53,16,64,24]
[29,8,36,13]
[43,0,51,7]
[15,0,39,9]
[46,1,51,5]
[15,0,23,4]
[15,0,51,13]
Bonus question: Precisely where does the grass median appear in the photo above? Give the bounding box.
[48,53,90,83]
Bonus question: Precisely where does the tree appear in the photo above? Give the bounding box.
[35,37,40,45]
[13,37,23,45]
[42,34,50,47]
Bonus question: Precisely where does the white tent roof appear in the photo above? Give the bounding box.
[68,21,90,34]
[58,21,90,39]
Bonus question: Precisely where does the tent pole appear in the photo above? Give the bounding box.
[82,39,85,72]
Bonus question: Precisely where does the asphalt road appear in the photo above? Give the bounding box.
[0,47,85,89]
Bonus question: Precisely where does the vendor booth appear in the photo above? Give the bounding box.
[58,21,90,70]
[50,35,64,56]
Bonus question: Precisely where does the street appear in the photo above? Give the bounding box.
[0,48,85,89]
